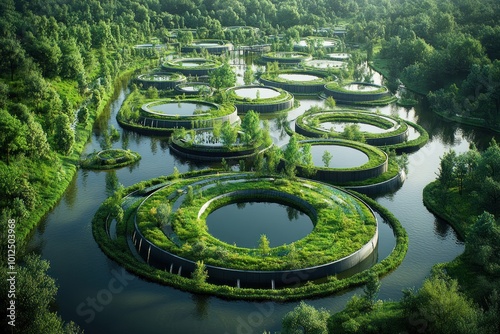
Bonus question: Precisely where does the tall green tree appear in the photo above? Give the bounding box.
[209,62,236,89]
[53,114,74,155]
[240,111,261,145]
[0,109,26,163]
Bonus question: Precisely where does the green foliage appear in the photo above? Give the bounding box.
[191,260,209,287]
[322,150,333,168]
[401,275,481,334]
[156,202,171,227]
[325,96,336,109]
[209,62,236,89]
[258,234,270,256]
[0,254,82,334]
[220,121,238,148]
[464,212,500,275]
[240,110,261,145]
[363,271,381,308]
[54,113,74,155]
[282,301,329,334]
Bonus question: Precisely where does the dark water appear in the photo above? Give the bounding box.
[25,59,500,334]
[206,201,313,248]
[309,144,369,168]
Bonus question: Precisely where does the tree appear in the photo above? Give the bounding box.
[437,150,456,190]
[191,260,208,287]
[322,150,332,167]
[265,145,282,174]
[0,109,26,163]
[243,66,254,85]
[209,62,236,89]
[363,271,381,308]
[465,212,500,274]
[156,203,171,227]
[26,118,51,159]
[282,301,329,334]
[0,255,82,334]
[259,234,271,256]
[283,135,301,178]
[0,37,25,80]
[325,96,336,109]
[240,111,261,145]
[59,38,86,81]
[401,275,481,334]
[220,121,238,148]
[54,114,74,155]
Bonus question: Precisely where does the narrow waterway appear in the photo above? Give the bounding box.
[27,60,498,333]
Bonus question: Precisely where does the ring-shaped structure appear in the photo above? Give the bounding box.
[181,39,233,54]
[295,110,409,146]
[225,85,294,113]
[132,174,378,288]
[261,51,312,65]
[259,70,333,95]
[284,139,389,183]
[135,72,186,90]
[323,82,394,104]
[161,58,222,76]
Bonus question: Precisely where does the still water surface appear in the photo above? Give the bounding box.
[26,58,499,333]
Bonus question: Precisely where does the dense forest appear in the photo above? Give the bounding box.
[1,0,499,333]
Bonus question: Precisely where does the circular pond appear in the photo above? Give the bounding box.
[344,83,381,92]
[136,72,186,90]
[233,87,282,99]
[206,201,313,248]
[278,73,321,82]
[295,111,410,147]
[261,51,312,64]
[259,71,330,95]
[146,101,211,116]
[320,122,387,134]
[162,58,221,76]
[122,173,378,289]
[181,40,233,54]
[304,59,346,69]
[174,82,213,96]
[310,144,369,168]
[226,85,294,113]
[328,53,350,60]
[323,82,393,104]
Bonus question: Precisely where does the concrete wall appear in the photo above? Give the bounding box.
[324,83,391,102]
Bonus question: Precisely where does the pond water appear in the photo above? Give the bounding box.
[233,87,281,99]
[178,61,203,67]
[328,53,350,60]
[148,102,211,116]
[320,121,389,134]
[296,40,337,47]
[25,55,500,334]
[141,74,172,81]
[194,42,221,46]
[305,60,346,68]
[309,144,370,168]
[344,83,381,92]
[278,73,320,81]
[206,201,313,248]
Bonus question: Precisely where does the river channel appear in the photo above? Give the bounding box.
[27,58,499,334]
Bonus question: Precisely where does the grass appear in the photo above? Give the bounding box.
[80,149,141,170]
[136,174,376,271]
[92,172,409,301]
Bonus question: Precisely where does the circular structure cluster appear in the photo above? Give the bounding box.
[131,173,378,288]
[162,58,222,77]
[181,39,233,54]
[259,70,332,95]
[226,85,294,113]
[323,82,395,105]
[136,72,186,90]
[261,51,312,65]
[295,110,409,146]
[118,99,239,135]
[328,53,350,61]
